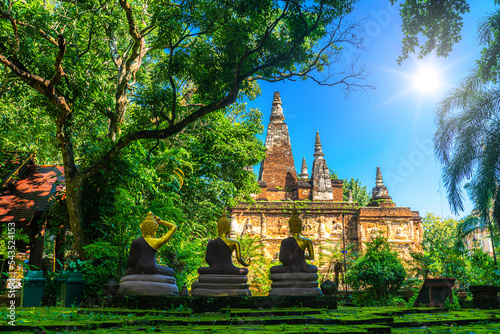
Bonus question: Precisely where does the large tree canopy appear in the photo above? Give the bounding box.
[0,0,367,259]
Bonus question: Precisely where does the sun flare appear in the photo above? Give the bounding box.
[413,65,442,94]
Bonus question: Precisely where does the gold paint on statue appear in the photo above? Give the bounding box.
[218,211,251,267]
[289,207,315,260]
[140,211,177,250]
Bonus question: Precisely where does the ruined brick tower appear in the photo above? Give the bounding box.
[232,92,423,262]
[257,92,298,200]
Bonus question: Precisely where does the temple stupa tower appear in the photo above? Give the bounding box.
[299,157,309,179]
[367,167,395,207]
[257,92,298,200]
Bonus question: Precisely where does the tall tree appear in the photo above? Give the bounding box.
[0,0,368,258]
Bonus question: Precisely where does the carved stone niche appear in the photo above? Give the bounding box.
[370,226,384,240]
[394,224,409,240]
[302,218,315,236]
[241,218,256,237]
[330,221,343,239]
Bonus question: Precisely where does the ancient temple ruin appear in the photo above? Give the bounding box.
[231,92,423,261]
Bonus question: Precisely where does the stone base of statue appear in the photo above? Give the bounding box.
[191,274,251,296]
[116,274,179,297]
[269,273,322,296]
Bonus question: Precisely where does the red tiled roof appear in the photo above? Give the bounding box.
[0,165,65,223]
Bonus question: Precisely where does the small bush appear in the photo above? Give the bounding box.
[346,236,406,306]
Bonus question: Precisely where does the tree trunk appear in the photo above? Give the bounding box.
[108,92,127,141]
[56,104,88,260]
[65,175,88,260]
[54,224,66,272]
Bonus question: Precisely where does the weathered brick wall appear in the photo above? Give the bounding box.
[231,201,360,263]
[356,206,423,261]
[257,188,298,201]
[231,201,423,265]
[332,180,343,201]
[258,123,298,199]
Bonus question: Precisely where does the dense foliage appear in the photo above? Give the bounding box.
[413,213,499,288]
[390,0,471,63]
[342,177,370,206]
[0,0,368,260]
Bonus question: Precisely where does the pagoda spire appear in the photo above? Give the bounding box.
[269,91,285,123]
[376,166,384,187]
[368,166,395,207]
[310,131,333,201]
[313,131,324,159]
[299,157,309,179]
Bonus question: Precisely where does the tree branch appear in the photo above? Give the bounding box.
[48,34,67,93]
[83,81,240,179]
[73,19,94,63]
[0,9,58,46]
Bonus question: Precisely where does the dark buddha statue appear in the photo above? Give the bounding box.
[191,211,252,296]
[270,208,318,274]
[117,212,179,297]
[124,212,177,276]
[268,207,321,296]
[198,212,250,275]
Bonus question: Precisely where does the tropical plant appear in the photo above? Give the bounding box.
[79,241,122,304]
[316,241,357,286]
[345,236,406,305]
[237,235,272,296]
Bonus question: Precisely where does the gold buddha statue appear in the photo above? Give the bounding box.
[125,212,177,276]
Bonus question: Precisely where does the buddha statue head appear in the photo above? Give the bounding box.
[217,211,231,236]
[288,207,302,234]
[140,211,158,237]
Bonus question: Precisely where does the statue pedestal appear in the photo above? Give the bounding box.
[117,274,179,297]
[191,274,251,296]
[269,272,322,296]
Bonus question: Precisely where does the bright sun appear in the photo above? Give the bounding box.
[413,66,442,94]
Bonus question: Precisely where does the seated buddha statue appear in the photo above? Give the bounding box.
[198,212,251,275]
[192,211,252,296]
[270,208,318,274]
[117,212,179,296]
[269,207,321,296]
[124,211,177,276]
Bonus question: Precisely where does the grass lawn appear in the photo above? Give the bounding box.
[2,306,500,333]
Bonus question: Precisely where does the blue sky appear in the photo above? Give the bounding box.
[247,0,496,219]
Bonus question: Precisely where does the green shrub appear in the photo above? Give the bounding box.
[80,241,125,304]
[346,236,406,306]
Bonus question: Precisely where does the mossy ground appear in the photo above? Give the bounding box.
[2,306,500,333]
